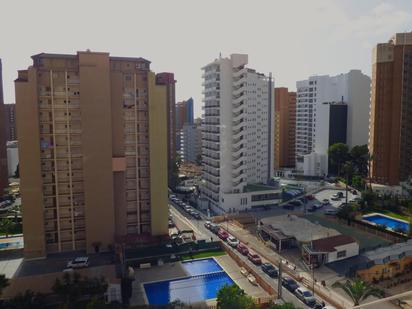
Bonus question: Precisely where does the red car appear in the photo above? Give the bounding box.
[217,228,229,241]
[305,194,315,200]
[247,251,262,265]
[236,242,249,255]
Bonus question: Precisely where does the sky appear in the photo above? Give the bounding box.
[1,0,412,117]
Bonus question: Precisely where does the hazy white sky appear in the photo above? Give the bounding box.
[1,0,412,117]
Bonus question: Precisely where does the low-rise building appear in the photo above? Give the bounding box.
[356,240,412,283]
[302,234,359,267]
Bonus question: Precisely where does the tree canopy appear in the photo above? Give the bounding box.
[216,284,257,309]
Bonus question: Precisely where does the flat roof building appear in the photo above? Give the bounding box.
[15,51,169,258]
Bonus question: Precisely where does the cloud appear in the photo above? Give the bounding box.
[333,3,412,44]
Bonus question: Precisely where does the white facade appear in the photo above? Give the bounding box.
[326,242,359,264]
[201,54,277,213]
[295,70,371,176]
[180,120,202,164]
[6,141,19,177]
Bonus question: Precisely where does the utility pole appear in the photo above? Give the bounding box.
[278,260,283,299]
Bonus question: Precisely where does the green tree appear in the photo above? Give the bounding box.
[52,272,108,308]
[328,143,350,176]
[0,274,9,296]
[0,218,16,238]
[337,203,357,223]
[4,290,45,309]
[217,284,257,309]
[352,175,364,191]
[350,145,369,177]
[332,278,384,306]
[409,219,412,238]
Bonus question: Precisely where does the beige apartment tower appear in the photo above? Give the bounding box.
[15,52,169,258]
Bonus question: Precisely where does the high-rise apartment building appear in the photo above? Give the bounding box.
[369,32,412,186]
[156,73,176,170]
[15,51,168,258]
[4,103,17,141]
[175,98,194,151]
[0,59,8,194]
[295,70,370,176]
[274,88,296,169]
[201,54,280,214]
[180,118,202,164]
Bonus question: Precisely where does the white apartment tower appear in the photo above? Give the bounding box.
[201,54,279,214]
[295,70,371,176]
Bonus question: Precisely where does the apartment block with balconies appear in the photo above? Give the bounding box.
[200,54,278,214]
[15,51,168,258]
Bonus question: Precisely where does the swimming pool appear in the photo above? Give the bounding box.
[144,258,234,305]
[363,213,409,233]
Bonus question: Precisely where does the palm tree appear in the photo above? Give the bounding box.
[343,161,354,205]
[332,278,384,306]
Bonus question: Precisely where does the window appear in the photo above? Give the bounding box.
[337,250,346,258]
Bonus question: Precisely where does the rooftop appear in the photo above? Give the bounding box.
[363,239,412,264]
[31,52,150,63]
[261,215,340,243]
[311,235,357,252]
[243,183,278,193]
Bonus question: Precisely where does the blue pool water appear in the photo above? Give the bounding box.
[144,258,234,305]
[0,241,22,249]
[363,214,409,232]
[182,258,224,276]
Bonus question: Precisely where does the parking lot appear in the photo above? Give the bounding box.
[313,188,359,209]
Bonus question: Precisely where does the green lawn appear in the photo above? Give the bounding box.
[181,249,226,261]
[305,214,392,250]
[381,210,411,222]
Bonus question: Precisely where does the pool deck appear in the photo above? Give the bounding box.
[129,255,268,306]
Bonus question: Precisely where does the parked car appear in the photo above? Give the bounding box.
[217,229,229,240]
[281,276,299,292]
[247,274,258,286]
[312,201,323,209]
[192,212,201,220]
[261,263,278,278]
[210,223,220,234]
[294,287,316,306]
[227,236,239,248]
[337,191,344,198]
[237,242,249,255]
[204,221,211,229]
[352,190,358,195]
[322,199,330,206]
[305,194,315,200]
[331,195,341,201]
[168,219,175,228]
[324,208,338,215]
[67,257,89,269]
[283,203,295,210]
[185,206,192,212]
[240,267,248,276]
[247,251,262,265]
[290,200,303,206]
